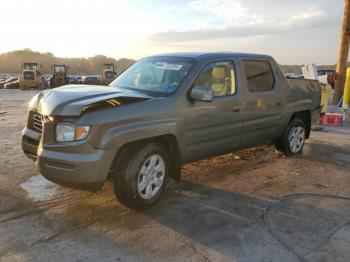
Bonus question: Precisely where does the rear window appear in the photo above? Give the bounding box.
[54,66,66,73]
[23,71,34,80]
[242,61,274,92]
[105,71,116,79]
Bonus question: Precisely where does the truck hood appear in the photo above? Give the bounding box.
[33,85,151,116]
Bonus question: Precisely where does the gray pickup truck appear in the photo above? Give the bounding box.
[22,52,321,209]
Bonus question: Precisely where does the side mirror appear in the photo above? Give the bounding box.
[190,86,213,102]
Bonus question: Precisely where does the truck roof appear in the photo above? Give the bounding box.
[148,51,273,60]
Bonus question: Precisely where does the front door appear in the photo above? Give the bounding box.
[181,60,243,162]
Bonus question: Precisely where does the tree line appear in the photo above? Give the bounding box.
[0,49,135,75]
[0,49,336,75]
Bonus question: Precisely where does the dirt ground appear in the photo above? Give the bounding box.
[0,89,349,262]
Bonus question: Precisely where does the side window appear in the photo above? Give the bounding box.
[242,60,274,92]
[193,61,236,97]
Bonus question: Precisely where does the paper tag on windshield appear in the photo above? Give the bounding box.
[155,62,183,70]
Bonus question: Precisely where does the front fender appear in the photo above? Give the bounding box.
[97,119,179,150]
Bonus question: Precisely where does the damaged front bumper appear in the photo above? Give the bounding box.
[21,126,116,192]
[22,127,41,161]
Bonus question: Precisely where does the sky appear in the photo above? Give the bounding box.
[0,0,343,64]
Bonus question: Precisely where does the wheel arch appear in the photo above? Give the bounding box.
[110,134,182,181]
[289,110,311,138]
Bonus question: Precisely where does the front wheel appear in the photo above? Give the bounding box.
[113,143,168,210]
[277,118,306,156]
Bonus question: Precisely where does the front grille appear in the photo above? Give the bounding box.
[32,112,43,132]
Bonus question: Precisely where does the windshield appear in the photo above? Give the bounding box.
[24,63,39,70]
[23,71,35,80]
[110,57,193,95]
[104,64,114,70]
[54,66,66,73]
[105,71,116,79]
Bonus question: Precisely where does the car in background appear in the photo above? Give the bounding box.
[317,69,335,76]
[46,76,53,87]
[317,69,335,88]
[41,76,49,89]
[67,75,81,84]
[42,75,52,87]
[284,73,304,79]
[0,77,19,88]
[4,79,20,89]
[80,75,100,85]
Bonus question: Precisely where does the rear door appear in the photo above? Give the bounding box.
[181,59,243,162]
[239,58,284,146]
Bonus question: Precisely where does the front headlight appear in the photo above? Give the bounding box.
[56,123,90,142]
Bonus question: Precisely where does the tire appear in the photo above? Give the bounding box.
[278,118,306,156]
[113,143,169,210]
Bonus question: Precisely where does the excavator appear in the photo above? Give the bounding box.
[19,63,44,90]
[49,64,69,88]
[100,63,117,85]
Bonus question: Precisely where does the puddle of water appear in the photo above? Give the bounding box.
[20,175,59,201]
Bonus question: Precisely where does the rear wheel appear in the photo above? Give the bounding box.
[113,143,168,210]
[277,118,306,156]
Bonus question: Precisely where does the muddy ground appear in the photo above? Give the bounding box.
[0,89,349,262]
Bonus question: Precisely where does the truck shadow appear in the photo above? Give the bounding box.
[0,189,133,261]
[1,179,350,261]
[305,142,350,171]
[144,181,350,261]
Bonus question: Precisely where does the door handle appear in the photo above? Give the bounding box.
[232,106,241,113]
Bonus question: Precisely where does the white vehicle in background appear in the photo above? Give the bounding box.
[0,77,19,89]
